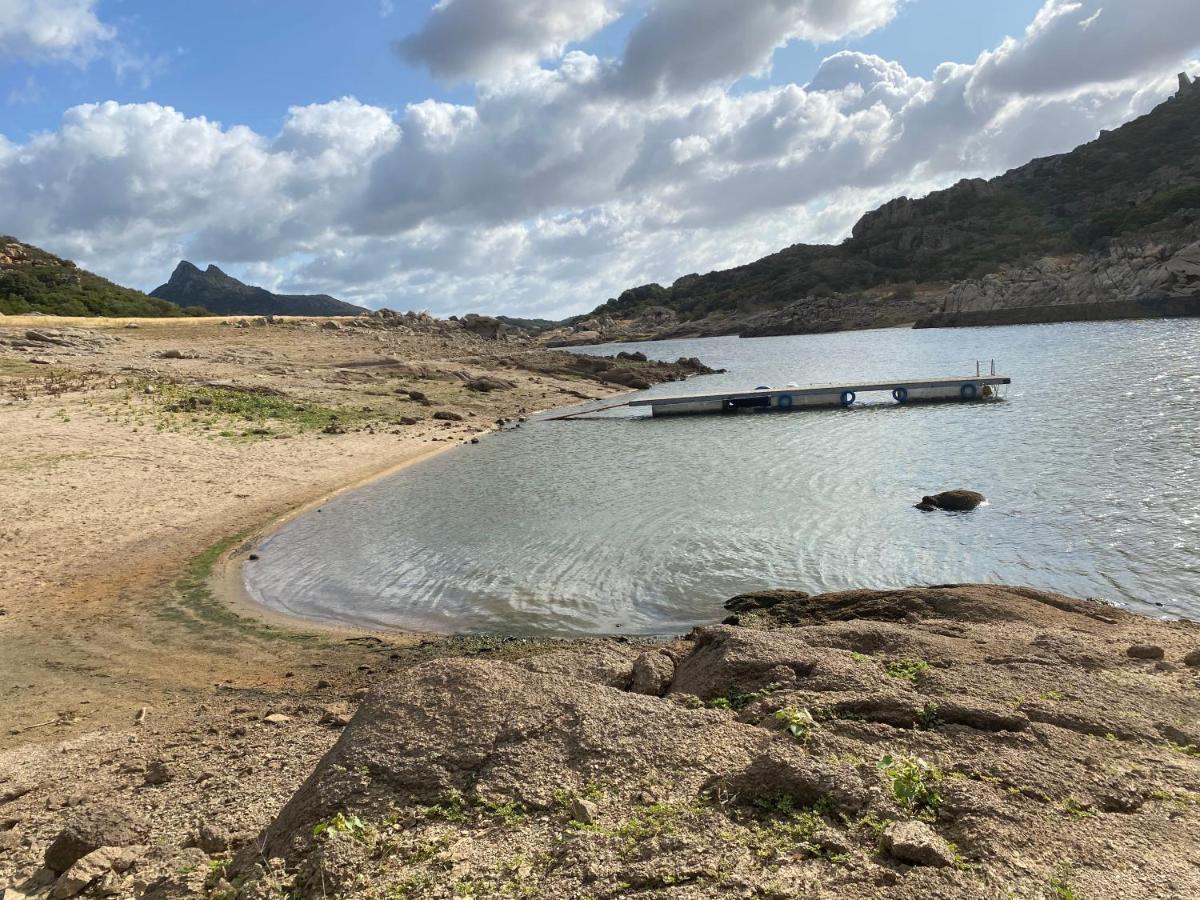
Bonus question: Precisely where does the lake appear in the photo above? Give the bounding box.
[244,319,1200,635]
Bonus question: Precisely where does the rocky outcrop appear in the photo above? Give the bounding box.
[587,80,1200,339]
[231,584,1200,899]
[916,230,1200,327]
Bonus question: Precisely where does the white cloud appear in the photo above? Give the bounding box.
[3,0,1199,318]
[396,0,624,81]
[0,0,113,63]
[616,0,899,95]
[970,0,1200,96]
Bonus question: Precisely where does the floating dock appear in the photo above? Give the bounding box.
[627,374,1010,417]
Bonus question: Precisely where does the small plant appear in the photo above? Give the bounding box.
[312,812,373,842]
[850,651,871,663]
[879,754,942,817]
[885,658,932,682]
[774,706,817,742]
[707,697,733,710]
[1060,796,1097,819]
[423,789,470,822]
[1040,690,1064,701]
[1049,862,1083,899]
[915,702,941,730]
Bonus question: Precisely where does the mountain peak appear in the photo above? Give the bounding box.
[150,261,366,317]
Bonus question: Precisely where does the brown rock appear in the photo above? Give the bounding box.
[568,798,598,825]
[880,820,956,867]
[143,760,173,786]
[1184,648,1200,667]
[50,846,142,898]
[916,489,986,512]
[630,651,675,696]
[44,806,149,873]
[1127,644,1165,660]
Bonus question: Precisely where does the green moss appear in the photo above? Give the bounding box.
[157,532,321,645]
[884,658,932,682]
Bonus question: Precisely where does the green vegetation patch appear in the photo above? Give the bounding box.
[156,531,322,645]
[879,753,943,818]
[1,236,208,317]
[147,381,376,437]
[884,658,932,682]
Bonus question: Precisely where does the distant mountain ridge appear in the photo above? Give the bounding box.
[151,262,366,317]
[569,72,1200,340]
[0,238,204,318]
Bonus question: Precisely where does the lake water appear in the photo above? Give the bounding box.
[245,320,1200,635]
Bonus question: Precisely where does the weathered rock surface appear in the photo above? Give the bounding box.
[231,585,1200,899]
[629,650,675,696]
[43,806,149,873]
[880,820,955,867]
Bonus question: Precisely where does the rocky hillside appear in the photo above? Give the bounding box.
[151,261,366,317]
[0,239,206,318]
[574,74,1200,341]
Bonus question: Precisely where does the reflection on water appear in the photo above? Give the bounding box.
[246,320,1200,635]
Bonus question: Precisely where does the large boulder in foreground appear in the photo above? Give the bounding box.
[233,585,1200,899]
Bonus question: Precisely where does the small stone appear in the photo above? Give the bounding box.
[319,705,352,728]
[191,821,241,854]
[315,679,332,689]
[880,820,956,867]
[143,760,173,786]
[630,651,675,697]
[51,846,142,899]
[263,713,291,725]
[569,798,599,825]
[432,410,464,421]
[29,356,51,365]
[1127,644,1165,660]
[1183,648,1200,667]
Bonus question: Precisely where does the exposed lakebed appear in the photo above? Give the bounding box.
[245,320,1200,635]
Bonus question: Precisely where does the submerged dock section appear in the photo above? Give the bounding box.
[628,373,1011,417]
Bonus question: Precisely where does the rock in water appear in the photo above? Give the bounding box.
[916,489,986,512]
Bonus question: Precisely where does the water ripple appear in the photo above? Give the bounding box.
[246,319,1200,634]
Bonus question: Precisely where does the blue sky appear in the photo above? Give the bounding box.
[1,1,1196,316]
[4,0,1046,141]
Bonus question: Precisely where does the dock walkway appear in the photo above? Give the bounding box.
[627,374,1010,416]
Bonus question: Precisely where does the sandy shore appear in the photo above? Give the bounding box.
[0,315,648,746]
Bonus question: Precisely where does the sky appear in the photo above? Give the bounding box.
[1,1,1198,318]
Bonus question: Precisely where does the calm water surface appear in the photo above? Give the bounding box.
[246,320,1200,634]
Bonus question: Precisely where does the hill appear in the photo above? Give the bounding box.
[151,261,367,317]
[0,238,206,318]
[570,73,1200,341]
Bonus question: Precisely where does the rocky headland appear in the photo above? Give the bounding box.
[545,75,1200,344]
